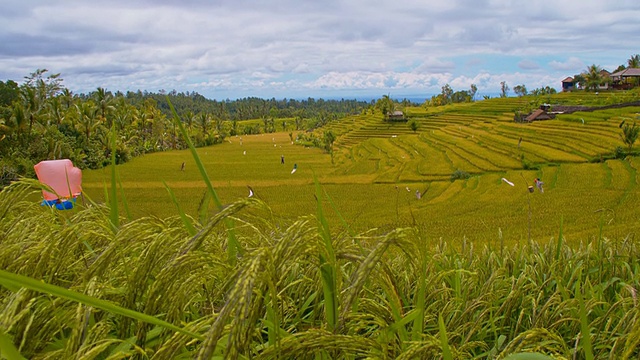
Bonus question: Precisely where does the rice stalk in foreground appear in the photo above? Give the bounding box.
[1,179,640,358]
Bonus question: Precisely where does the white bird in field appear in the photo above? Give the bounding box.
[248,186,254,198]
[405,187,410,192]
[501,177,515,186]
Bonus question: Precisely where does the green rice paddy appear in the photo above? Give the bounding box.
[82,95,640,244]
[4,92,640,359]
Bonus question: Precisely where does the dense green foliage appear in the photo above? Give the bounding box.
[0,70,369,187]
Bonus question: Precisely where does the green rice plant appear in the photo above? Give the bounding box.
[503,353,556,360]
[438,313,454,360]
[0,270,203,340]
[0,328,25,360]
[2,183,640,358]
[163,181,197,236]
[167,97,240,266]
[109,126,119,230]
[576,279,594,360]
[315,174,338,333]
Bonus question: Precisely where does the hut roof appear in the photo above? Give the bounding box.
[525,109,552,122]
[611,68,640,78]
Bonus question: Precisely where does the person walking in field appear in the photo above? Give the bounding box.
[534,178,544,193]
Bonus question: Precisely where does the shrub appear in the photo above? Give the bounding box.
[450,169,471,181]
[522,157,540,170]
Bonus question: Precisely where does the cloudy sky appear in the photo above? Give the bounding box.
[1,1,639,101]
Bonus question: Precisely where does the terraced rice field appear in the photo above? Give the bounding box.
[82,94,640,243]
[9,91,640,360]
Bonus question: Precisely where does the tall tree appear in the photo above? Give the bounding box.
[513,84,528,97]
[20,86,41,139]
[23,69,63,101]
[469,84,478,101]
[94,87,115,128]
[441,85,453,104]
[584,64,604,91]
[500,81,510,98]
[60,88,74,109]
[75,101,99,141]
[47,97,65,125]
[0,80,19,107]
[198,112,210,136]
[572,74,586,89]
[9,102,28,146]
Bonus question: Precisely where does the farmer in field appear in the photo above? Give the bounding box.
[534,178,544,193]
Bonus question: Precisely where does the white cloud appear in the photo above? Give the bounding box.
[0,0,638,99]
[518,60,540,70]
[549,57,585,72]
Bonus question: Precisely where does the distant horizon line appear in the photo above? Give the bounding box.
[127,90,507,103]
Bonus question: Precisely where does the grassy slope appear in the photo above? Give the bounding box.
[82,92,640,243]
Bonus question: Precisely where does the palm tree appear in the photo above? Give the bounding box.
[94,87,115,128]
[184,110,195,132]
[198,112,210,136]
[20,86,41,139]
[60,88,74,109]
[47,97,65,125]
[9,102,28,146]
[112,97,133,131]
[625,55,640,87]
[376,94,394,118]
[75,101,99,141]
[621,122,640,151]
[583,64,604,91]
[23,69,62,101]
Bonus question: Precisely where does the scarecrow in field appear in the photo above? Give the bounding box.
[415,189,421,199]
[281,155,285,164]
[181,162,185,171]
[34,159,82,210]
[534,178,544,193]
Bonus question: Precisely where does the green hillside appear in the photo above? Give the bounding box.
[82,91,640,243]
[4,89,640,359]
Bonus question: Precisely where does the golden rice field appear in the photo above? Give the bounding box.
[3,92,640,359]
[79,95,640,244]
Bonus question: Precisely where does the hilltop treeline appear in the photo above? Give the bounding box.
[0,69,369,186]
[126,90,370,121]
